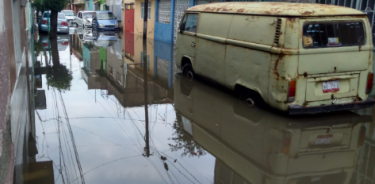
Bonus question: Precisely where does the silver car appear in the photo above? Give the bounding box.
[38,11,69,34]
[75,11,96,29]
[61,10,76,27]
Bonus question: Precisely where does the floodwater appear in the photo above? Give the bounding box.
[23,27,375,184]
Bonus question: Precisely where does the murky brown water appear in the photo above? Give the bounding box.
[23,28,375,184]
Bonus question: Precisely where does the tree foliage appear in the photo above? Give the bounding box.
[43,0,67,12]
[168,117,207,158]
[46,64,73,92]
[32,0,46,12]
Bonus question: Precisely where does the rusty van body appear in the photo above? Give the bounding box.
[175,2,375,114]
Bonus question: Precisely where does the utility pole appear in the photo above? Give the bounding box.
[142,0,149,157]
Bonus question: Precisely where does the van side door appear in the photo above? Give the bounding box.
[194,13,232,84]
[176,13,198,69]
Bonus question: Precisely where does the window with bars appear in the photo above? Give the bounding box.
[109,66,114,76]
[158,0,171,23]
[116,72,123,86]
[140,52,150,70]
[141,2,151,19]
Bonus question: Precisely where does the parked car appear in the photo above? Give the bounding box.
[61,10,76,27]
[75,28,97,44]
[75,11,96,28]
[39,34,69,51]
[94,11,120,31]
[94,31,119,47]
[38,11,69,34]
[176,2,375,115]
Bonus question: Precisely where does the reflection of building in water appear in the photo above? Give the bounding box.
[129,33,174,89]
[173,76,372,184]
[81,34,173,106]
[70,34,83,61]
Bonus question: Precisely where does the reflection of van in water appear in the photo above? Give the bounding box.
[174,75,372,184]
[175,2,375,114]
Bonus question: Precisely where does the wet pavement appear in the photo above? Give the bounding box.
[23,27,375,184]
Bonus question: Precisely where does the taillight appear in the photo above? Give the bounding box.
[42,43,48,46]
[42,20,47,24]
[288,80,296,102]
[61,22,68,26]
[358,126,366,147]
[366,73,374,94]
[62,41,69,45]
[283,132,292,155]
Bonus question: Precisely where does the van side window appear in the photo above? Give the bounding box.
[303,21,365,48]
[180,14,199,33]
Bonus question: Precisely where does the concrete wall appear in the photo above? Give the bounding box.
[0,0,35,182]
[134,35,155,76]
[134,0,155,39]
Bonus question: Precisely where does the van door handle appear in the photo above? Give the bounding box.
[191,42,196,47]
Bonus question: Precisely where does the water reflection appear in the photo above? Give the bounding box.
[174,75,372,184]
[25,29,375,184]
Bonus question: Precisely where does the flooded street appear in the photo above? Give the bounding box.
[29,27,375,184]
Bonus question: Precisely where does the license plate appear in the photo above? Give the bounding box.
[322,80,339,93]
[315,135,333,145]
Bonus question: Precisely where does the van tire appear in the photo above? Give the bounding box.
[182,63,195,81]
[238,88,266,108]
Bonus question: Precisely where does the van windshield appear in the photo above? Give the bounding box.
[303,21,365,48]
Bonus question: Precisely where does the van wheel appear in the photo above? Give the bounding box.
[182,64,195,81]
[239,89,266,108]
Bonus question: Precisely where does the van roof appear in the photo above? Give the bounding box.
[187,2,365,16]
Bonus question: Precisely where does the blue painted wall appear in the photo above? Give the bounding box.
[154,40,174,87]
[154,0,175,43]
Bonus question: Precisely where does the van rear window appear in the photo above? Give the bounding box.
[303,21,365,48]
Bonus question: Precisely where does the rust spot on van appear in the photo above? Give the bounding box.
[237,8,245,13]
[204,7,213,11]
[301,11,315,15]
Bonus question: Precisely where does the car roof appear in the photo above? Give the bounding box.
[61,10,73,12]
[187,2,365,16]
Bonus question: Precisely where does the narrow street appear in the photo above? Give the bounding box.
[21,27,375,184]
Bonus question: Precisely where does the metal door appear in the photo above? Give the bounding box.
[124,4,134,32]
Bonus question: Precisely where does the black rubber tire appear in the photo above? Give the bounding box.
[239,89,266,108]
[182,63,195,81]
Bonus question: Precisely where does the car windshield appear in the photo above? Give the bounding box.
[62,11,75,16]
[58,13,65,19]
[83,12,95,18]
[97,12,116,20]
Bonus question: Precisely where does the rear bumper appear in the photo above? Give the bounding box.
[289,99,375,115]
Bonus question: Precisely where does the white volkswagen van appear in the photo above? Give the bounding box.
[176,2,375,114]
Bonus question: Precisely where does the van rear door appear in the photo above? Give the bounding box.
[298,17,371,102]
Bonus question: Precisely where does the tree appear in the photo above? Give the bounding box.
[43,0,67,38]
[32,0,46,18]
[168,116,207,158]
[46,37,72,91]
[46,65,73,91]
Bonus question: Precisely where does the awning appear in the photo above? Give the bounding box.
[93,0,101,3]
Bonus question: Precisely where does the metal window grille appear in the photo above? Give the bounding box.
[158,0,171,23]
[141,2,151,19]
